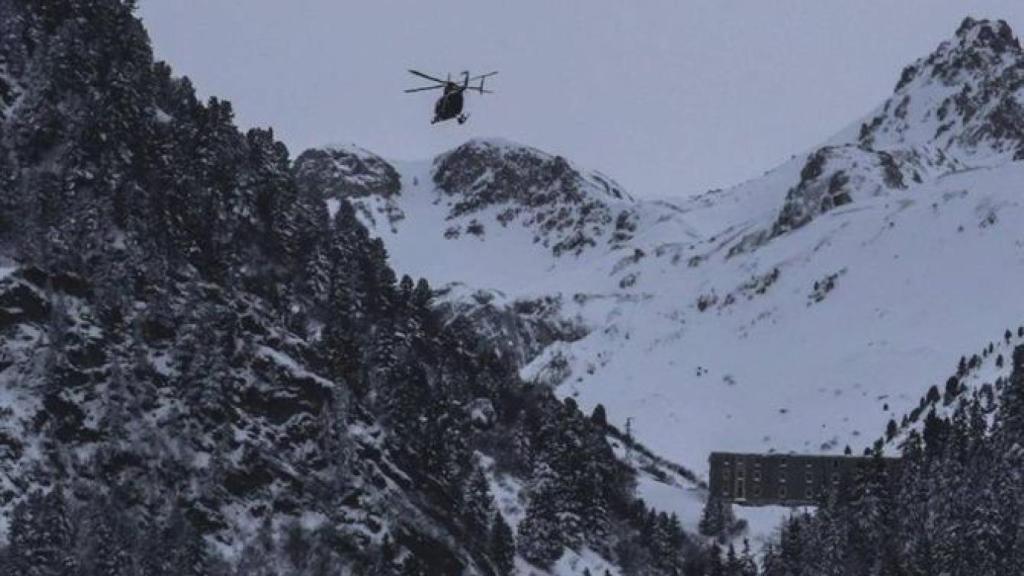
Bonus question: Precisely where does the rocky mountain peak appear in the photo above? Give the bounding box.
[850,18,1024,162]
[434,138,633,205]
[429,138,637,255]
[733,20,1024,247]
[954,17,1019,55]
[891,18,1020,93]
[293,143,401,200]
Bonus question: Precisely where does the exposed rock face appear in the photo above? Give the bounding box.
[856,18,1024,162]
[294,144,401,200]
[433,287,588,371]
[433,139,634,256]
[292,143,407,230]
[772,145,915,235]
[294,144,407,232]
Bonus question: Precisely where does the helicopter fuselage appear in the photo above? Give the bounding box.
[433,83,465,124]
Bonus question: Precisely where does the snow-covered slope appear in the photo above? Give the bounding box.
[297,16,1024,537]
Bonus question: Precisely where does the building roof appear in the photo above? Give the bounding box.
[709,451,900,462]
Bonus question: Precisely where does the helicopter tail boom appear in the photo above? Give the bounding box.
[467,71,497,95]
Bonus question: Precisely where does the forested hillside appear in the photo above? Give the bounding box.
[755,345,1024,576]
[0,2,703,574]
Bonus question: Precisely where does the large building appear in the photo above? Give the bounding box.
[708,452,901,507]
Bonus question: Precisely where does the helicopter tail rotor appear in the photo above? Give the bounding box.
[468,71,498,94]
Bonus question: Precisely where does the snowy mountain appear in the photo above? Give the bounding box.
[296,17,1024,528]
[4,2,1024,573]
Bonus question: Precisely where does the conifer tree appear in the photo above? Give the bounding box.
[590,403,608,428]
[699,496,736,541]
[517,463,564,568]
[739,539,758,576]
[489,512,516,576]
[462,466,496,545]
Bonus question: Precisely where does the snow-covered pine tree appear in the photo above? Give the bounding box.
[80,495,135,576]
[282,519,311,574]
[698,496,737,542]
[461,465,496,546]
[738,539,758,576]
[489,511,516,576]
[517,462,564,568]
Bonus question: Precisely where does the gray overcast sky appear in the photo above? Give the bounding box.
[137,2,1024,199]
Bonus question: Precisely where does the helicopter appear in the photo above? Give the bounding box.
[405,69,498,125]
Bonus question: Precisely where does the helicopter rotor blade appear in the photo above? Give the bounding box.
[408,69,448,84]
[404,85,445,93]
[467,71,499,82]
